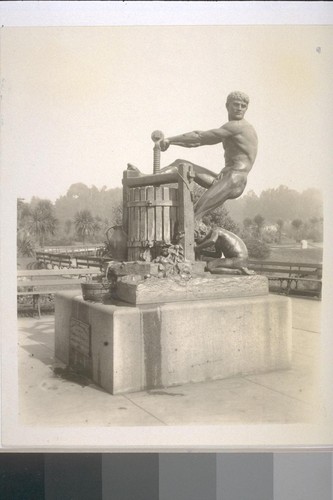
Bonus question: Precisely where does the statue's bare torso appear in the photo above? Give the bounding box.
[221,119,258,174]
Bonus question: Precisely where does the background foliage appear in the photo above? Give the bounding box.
[17,182,323,259]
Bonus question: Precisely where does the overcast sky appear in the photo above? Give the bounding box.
[1,24,332,202]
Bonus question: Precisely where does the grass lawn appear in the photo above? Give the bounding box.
[267,245,323,263]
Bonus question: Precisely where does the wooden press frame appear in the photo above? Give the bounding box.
[122,163,195,261]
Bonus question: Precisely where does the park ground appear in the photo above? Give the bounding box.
[18,296,324,427]
[267,242,322,264]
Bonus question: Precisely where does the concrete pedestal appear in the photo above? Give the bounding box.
[55,290,292,394]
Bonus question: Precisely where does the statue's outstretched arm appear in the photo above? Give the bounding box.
[165,126,232,149]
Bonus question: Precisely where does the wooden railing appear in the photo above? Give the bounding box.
[32,253,322,300]
[35,252,108,271]
[247,260,322,298]
[75,256,107,270]
[36,245,103,255]
[35,251,72,268]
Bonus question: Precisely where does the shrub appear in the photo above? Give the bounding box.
[242,236,271,260]
[201,207,240,234]
[262,227,278,244]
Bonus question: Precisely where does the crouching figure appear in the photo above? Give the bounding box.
[194,223,254,275]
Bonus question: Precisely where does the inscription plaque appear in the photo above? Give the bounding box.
[70,317,91,356]
[69,317,92,377]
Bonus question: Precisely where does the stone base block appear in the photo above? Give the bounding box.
[116,274,268,305]
[55,290,292,394]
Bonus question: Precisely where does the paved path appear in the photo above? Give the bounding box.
[18,297,322,427]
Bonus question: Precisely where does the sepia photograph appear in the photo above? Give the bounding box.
[1,7,333,449]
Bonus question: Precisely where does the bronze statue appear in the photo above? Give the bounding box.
[194,222,254,275]
[128,91,258,220]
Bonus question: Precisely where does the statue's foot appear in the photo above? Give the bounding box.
[127,163,142,174]
[209,266,255,276]
[240,267,255,275]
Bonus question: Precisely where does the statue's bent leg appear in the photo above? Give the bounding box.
[194,172,247,219]
[160,159,217,189]
[128,159,217,189]
[207,257,253,275]
[207,257,244,271]
[207,258,243,275]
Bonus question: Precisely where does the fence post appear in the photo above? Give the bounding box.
[177,163,195,261]
[122,170,129,236]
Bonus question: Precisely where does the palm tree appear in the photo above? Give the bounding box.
[28,200,58,247]
[17,198,31,233]
[17,234,35,257]
[74,210,95,243]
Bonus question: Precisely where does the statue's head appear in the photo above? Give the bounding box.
[226,91,249,120]
[226,91,249,106]
[194,221,209,242]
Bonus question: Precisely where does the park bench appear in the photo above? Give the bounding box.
[247,260,322,298]
[17,268,102,318]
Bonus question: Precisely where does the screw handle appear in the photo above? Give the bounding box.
[151,130,164,174]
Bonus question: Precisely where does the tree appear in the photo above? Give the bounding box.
[74,209,95,243]
[28,200,58,247]
[64,219,73,235]
[243,236,271,260]
[307,217,323,242]
[54,184,123,237]
[17,234,35,257]
[17,198,33,251]
[291,219,303,242]
[17,199,36,257]
[202,206,240,234]
[67,183,90,199]
[242,190,260,217]
[243,217,253,230]
[276,219,284,244]
[227,185,323,225]
[253,214,265,237]
[17,199,31,232]
[111,204,123,227]
[300,189,323,220]
[92,218,102,240]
